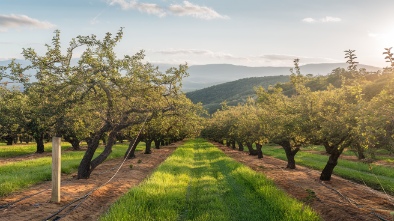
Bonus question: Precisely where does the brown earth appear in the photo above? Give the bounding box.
[1,141,394,221]
[0,142,180,221]
[214,143,394,221]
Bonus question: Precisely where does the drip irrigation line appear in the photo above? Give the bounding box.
[0,175,82,211]
[0,189,49,209]
[43,114,150,221]
[319,181,352,204]
[371,210,390,221]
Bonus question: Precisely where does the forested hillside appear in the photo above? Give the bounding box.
[186,75,290,114]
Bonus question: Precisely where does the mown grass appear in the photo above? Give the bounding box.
[0,143,145,196]
[100,139,320,221]
[262,146,394,195]
[0,142,72,158]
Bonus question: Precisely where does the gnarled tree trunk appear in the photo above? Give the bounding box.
[246,142,258,155]
[231,140,236,149]
[4,135,13,146]
[78,123,111,179]
[256,143,263,159]
[144,139,153,154]
[237,141,244,151]
[124,136,142,159]
[320,141,344,181]
[35,132,45,153]
[278,140,300,169]
[154,139,161,149]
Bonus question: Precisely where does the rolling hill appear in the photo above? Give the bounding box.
[186,75,290,114]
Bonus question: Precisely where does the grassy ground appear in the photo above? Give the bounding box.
[261,146,394,195]
[0,143,145,196]
[100,139,320,221]
[0,142,73,158]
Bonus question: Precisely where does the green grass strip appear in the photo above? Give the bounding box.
[0,143,144,196]
[0,142,72,158]
[262,146,394,195]
[100,139,320,221]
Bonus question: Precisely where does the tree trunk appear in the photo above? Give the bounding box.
[231,140,236,149]
[78,124,111,179]
[320,148,341,181]
[35,133,45,153]
[354,143,365,160]
[226,140,231,147]
[246,142,258,155]
[278,140,300,169]
[4,135,13,146]
[237,141,244,151]
[154,139,160,149]
[323,142,333,154]
[124,137,141,159]
[256,143,263,159]
[71,139,81,150]
[144,139,153,154]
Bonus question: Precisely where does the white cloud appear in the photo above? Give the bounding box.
[0,14,55,30]
[259,54,339,64]
[302,16,341,23]
[107,0,228,20]
[155,49,243,60]
[302,18,316,23]
[168,1,229,20]
[152,49,339,66]
[108,0,166,17]
[321,16,341,22]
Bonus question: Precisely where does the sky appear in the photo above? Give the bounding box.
[1,0,394,68]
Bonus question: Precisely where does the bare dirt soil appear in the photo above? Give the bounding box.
[214,143,394,221]
[0,142,180,221]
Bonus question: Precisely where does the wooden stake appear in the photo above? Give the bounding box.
[51,137,61,203]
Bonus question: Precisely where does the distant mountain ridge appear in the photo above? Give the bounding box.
[180,63,381,91]
[1,60,382,92]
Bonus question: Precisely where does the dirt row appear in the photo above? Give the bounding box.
[214,143,394,221]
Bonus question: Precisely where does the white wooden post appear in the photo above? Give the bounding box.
[51,137,61,203]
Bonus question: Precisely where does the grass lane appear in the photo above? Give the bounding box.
[100,139,320,221]
[0,142,72,158]
[0,143,144,196]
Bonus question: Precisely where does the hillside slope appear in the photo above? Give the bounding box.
[186,75,290,114]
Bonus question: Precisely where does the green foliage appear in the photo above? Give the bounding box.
[100,139,320,221]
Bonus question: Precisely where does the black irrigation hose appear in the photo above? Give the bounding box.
[371,210,390,221]
[319,181,352,204]
[0,189,49,209]
[320,181,393,221]
[43,114,150,221]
